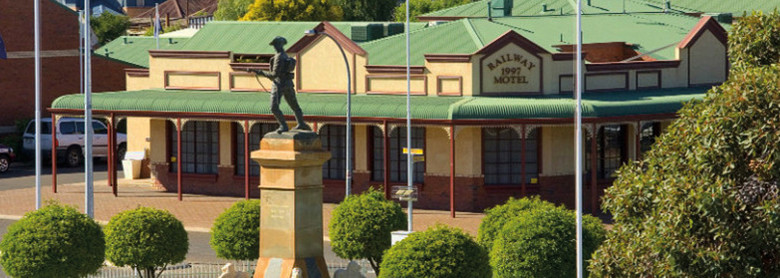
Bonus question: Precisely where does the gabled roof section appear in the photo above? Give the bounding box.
[677,16,728,49]
[475,30,549,55]
[287,21,367,55]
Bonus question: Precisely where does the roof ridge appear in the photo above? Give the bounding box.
[463,18,485,48]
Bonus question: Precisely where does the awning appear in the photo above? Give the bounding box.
[50,87,708,121]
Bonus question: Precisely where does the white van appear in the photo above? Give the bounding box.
[22,118,127,167]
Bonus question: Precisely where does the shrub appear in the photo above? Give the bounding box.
[589,46,780,277]
[379,225,491,278]
[476,196,557,251]
[104,207,188,278]
[91,11,130,45]
[210,199,261,261]
[489,206,605,278]
[0,203,104,278]
[728,10,780,69]
[329,188,406,275]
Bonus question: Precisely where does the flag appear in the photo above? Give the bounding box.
[154,4,162,49]
[0,32,6,60]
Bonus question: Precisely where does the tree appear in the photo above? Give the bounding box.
[379,225,491,278]
[490,206,605,278]
[210,200,261,261]
[393,0,471,22]
[329,188,406,275]
[214,0,254,20]
[91,11,131,46]
[104,207,189,278]
[332,0,397,21]
[476,196,557,251]
[0,203,104,278]
[589,12,780,276]
[241,0,343,22]
[728,11,780,69]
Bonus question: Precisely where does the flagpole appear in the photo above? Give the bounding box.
[575,0,584,277]
[84,0,94,218]
[405,0,413,233]
[34,0,42,210]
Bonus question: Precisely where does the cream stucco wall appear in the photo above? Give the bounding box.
[689,30,727,85]
[425,61,473,96]
[542,126,575,177]
[127,117,151,155]
[148,56,233,90]
[426,127,450,176]
[454,127,482,177]
[354,125,368,172]
[297,36,359,93]
[219,121,232,167]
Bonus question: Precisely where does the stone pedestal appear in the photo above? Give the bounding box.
[251,131,331,278]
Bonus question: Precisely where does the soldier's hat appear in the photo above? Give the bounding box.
[269,36,287,46]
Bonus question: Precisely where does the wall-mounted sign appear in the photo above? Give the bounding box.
[480,43,542,95]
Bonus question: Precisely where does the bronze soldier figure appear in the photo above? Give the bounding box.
[247,36,311,133]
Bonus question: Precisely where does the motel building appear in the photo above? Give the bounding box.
[48,14,729,214]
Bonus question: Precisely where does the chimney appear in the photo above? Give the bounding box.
[664,0,670,12]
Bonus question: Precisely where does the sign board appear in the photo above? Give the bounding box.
[413,156,425,163]
[392,185,419,201]
[402,148,423,155]
[481,43,542,94]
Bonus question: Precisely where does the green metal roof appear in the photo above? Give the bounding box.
[421,0,696,18]
[94,36,190,68]
[641,0,780,16]
[51,87,707,120]
[179,21,428,54]
[362,13,717,66]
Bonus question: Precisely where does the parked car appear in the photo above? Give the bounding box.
[22,118,127,167]
[0,143,15,173]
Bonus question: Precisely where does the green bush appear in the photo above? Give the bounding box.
[379,225,491,278]
[329,188,406,275]
[589,20,780,275]
[728,10,780,69]
[0,203,105,278]
[477,196,557,251]
[210,199,260,261]
[104,207,188,278]
[489,206,605,278]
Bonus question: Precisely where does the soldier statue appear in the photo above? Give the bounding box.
[247,36,311,133]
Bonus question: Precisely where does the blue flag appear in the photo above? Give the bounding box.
[0,32,6,60]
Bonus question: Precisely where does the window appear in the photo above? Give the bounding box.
[26,122,52,135]
[169,121,219,174]
[482,127,539,185]
[235,123,275,176]
[59,122,77,135]
[320,125,348,180]
[586,125,627,179]
[92,121,107,134]
[639,122,661,155]
[371,126,424,183]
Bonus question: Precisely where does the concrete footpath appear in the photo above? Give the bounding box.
[0,178,485,237]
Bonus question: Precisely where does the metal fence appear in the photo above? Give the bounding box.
[188,16,213,29]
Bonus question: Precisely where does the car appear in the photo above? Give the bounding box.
[0,143,15,173]
[22,118,127,167]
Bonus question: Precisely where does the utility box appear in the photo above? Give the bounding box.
[122,151,145,180]
[391,230,414,246]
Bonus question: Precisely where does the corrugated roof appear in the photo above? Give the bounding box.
[641,0,780,16]
[94,36,190,67]
[179,21,427,54]
[361,13,721,65]
[421,0,696,18]
[51,87,707,120]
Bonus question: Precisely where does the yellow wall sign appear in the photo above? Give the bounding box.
[402,148,424,155]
